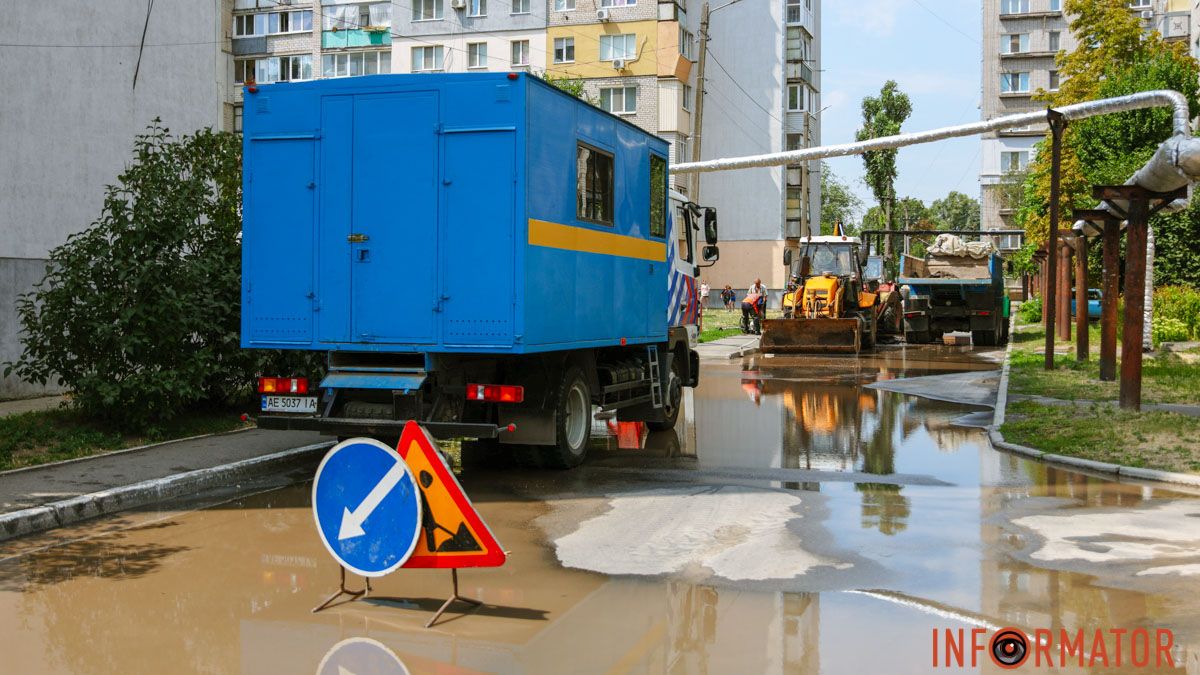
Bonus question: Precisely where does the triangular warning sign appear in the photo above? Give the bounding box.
[395,421,506,569]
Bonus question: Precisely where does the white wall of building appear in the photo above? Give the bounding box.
[0,0,230,397]
[391,29,547,73]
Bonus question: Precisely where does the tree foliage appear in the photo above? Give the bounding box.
[1016,0,1199,250]
[855,81,913,229]
[5,122,321,430]
[929,191,980,231]
[819,164,863,234]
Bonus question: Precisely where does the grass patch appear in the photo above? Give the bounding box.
[1008,321,1200,404]
[0,406,251,471]
[698,308,786,343]
[1002,400,1200,473]
[699,327,742,343]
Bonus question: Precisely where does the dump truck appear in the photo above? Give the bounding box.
[240,73,719,468]
[761,234,878,354]
[899,234,1009,346]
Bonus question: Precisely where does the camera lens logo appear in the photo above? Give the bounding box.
[990,628,1029,669]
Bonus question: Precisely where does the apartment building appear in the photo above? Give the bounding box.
[980,0,1190,248]
[696,0,822,293]
[391,0,547,74]
[0,1,233,398]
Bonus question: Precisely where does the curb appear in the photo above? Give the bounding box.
[0,440,334,542]
[988,313,1200,488]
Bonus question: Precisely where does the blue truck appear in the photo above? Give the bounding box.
[898,242,1010,347]
[240,73,718,468]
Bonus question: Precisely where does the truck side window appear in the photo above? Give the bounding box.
[577,143,614,225]
[649,154,666,238]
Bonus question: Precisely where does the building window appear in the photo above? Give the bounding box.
[600,0,636,6]
[786,133,803,151]
[649,154,667,238]
[278,54,313,81]
[786,187,803,220]
[468,42,488,68]
[235,10,313,36]
[322,50,391,77]
[675,136,689,164]
[511,0,530,13]
[412,0,443,21]
[410,45,444,72]
[1000,0,1028,14]
[1002,33,1029,54]
[679,27,694,60]
[682,83,692,111]
[577,144,614,225]
[554,37,575,63]
[787,83,806,111]
[233,105,244,134]
[1000,72,1029,93]
[600,34,637,61]
[1001,150,1030,173]
[1049,0,1062,10]
[600,86,637,114]
[323,3,389,30]
[511,40,530,66]
[786,0,803,24]
[554,0,575,9]
[234,58,255,84]
[1049,70,1060,91]
[468,0,487,17]
[786,26,810,62]
[1048,31,1060,52]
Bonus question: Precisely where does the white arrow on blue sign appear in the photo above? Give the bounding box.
[312,438,422,578]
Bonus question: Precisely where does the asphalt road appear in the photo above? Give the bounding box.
[2,345,1199,673]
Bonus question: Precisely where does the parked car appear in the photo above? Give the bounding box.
[1070,288,1102,320]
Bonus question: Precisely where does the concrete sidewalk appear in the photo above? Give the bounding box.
[0,395,67,418]
[0,428,326,514]
[696,334,760,360]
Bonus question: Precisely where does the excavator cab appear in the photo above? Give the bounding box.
[762,235,878,354]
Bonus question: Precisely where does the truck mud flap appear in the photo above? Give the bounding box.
[760,318,862,354]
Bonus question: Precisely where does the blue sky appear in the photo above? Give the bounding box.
[820,0,982,213]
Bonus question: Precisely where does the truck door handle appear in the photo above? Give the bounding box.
[348,233,369,243]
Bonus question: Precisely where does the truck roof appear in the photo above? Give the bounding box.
[804,235,862,245]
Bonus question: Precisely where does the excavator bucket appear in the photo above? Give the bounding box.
[760,317,864,354]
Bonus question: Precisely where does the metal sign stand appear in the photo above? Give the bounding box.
[425,568,482,628]
[313,566,373,614]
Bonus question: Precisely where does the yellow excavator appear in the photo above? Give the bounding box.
[761,229,880,354]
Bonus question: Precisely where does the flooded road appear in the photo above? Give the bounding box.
[4,346,1200,673]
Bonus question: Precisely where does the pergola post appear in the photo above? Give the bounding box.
[1044,110,1066,370]
[1074,235,1089,361]
[1057,241,1072,342]
[1072,210,1122,380]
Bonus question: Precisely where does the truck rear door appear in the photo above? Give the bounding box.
[318,91,440,345]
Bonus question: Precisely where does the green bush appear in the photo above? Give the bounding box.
[4,122,321,430]
[1018,296,1043,323]
[1153,318,1191,346]
[1154,286,1200,339]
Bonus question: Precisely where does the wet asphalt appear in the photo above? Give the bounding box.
[2,345,1200,674]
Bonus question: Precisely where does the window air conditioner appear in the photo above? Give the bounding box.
[1140,9,1153,19]
[597,8,610,21]
[612,58,626,69]
[450,0,467,9]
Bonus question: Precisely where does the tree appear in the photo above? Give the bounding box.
[5,121,321,430]
[534,71,593,103]
[819,164,863,234]
[855,80,913,257]
[929,192,980,231]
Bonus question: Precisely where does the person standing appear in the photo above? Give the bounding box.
[721,285,735,310]
[699,280,710,308]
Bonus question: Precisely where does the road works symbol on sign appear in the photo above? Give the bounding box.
[317,637,410,675]
[396,421,506,568]
[312,437,422,577]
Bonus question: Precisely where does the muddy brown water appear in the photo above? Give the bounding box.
[3,346,1200,673]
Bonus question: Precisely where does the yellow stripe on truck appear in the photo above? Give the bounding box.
[528,219,666,262]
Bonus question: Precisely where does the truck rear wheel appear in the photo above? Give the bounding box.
[537,365,592,469]
[972,330,996,347]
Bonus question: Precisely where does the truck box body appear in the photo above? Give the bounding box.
[241,73,671,355]
[898,251,1009,345]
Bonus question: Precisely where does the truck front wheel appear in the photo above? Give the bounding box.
[538,365,592,469]
[648,355,683,432]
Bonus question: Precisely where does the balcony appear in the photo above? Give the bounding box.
[786,4,815,33]
[232,36,267,56]
[785,61,813,84]
[323,28,391,49]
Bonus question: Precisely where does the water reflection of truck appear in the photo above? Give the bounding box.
[240,73,719,468]
[898,235,1010,346]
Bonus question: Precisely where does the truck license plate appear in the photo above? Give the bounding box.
[261,395,318,414]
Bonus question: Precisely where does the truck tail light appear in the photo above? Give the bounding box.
[258,377,309,394]
[465,384,524,403]
[904,311,925,318]
[971,310,992,316]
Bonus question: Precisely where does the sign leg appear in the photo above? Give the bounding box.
[425,568,483,628]
[312,566,373,613]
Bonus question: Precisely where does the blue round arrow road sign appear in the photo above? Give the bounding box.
[312,438,422,577]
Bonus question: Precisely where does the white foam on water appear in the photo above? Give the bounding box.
[553,486,851,581]
[1013,501,1200,564]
